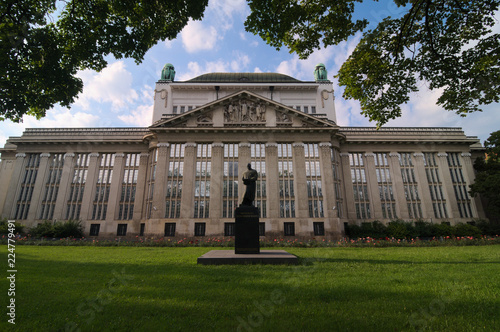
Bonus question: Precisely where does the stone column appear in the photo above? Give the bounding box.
[340,153,357,220]
[180,143,197,219]
[106,153,125,221]
[461,152,483,218]
[388,152,409,219]
[412,153,434,219]
[437,152,459,218]
[265,143,280,219]
[292,142,308,219]
[209,142,224,219]
[152,143,169,219]
[132,153,149,221]
[238,143,251,202]
[319,143,336,218]
[364,152,382,219]
[3,153,26,219]
[27,153,52,221]
[79,153,100,221]
[53,153,75,220]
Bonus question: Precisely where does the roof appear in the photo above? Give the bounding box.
[185,72,303,83]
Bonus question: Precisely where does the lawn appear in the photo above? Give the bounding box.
[1,245,499,331]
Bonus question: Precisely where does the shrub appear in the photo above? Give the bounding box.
[387,220,416,239]
[29,220,83,238]
[453,223,482,238]
[414,220,434,238]
[431,222,453,237]
[475,219,500,236]
[0,219,25,234]
[30,221,56,238]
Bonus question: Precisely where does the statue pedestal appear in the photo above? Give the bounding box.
[235,205,260,254]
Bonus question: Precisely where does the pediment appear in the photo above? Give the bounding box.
[150,90,336,129]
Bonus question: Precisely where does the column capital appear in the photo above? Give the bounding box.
[340,153,350,157]
[89,153,100,158]
[64,153,75,158]
[364,152,375,158]
[413,152,424,158]
[40,153,51,158]
[389,152,400,158]
[461,152,472,158]
[238,142,251,148]
[114,153,126,158]
[157,143,170,148]
[185,142,197,148]
[319,142,332,148]
[15,153,26,158]
[140,153,149,158]
[212,142,224,148]
[292,142,304,148]
[437,152,448,158]
[265,142,278,148]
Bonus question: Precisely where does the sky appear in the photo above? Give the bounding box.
[1,0,499,148]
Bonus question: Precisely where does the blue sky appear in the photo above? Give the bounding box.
[1,0,498,148]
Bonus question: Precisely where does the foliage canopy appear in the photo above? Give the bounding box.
[1,0,208,122]
[245,0,500,127]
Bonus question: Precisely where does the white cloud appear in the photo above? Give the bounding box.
[208,0,248,31]
[118,104,154,127]
[75,61,138,111]
[178,54,251,80]
[181,20,219,53]
[253,67,263,73]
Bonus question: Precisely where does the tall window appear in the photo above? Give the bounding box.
[251,143,267,218]
[223,144,238,218]
[15,153,40,219]
[67,154,89,220]
[350,153,371,219]
[165,144,185,218]
[375,153,396,219]
[304,143,324,218]
[92,154,114,220]
[194,144,211,218]
[424,153,448,219]
[331,149,343,217]
[399,153,422,219]
[40,154,64,220]
[447,153,473,218]
[119,153,140,220]
[146,149,158,218]
[278,143,295,218]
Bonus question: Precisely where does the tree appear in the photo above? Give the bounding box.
[1,0,208,122]
[245,0,500,127]
[470,130,500,222]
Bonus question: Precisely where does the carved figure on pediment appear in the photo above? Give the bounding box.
[240,100,249,121]
[256,103,266,121]
[276,111,291,122]
[225,103,235,122]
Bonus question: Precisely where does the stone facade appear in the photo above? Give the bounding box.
[0,72,486,239]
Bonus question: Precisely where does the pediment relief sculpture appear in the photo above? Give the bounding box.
[276,110,292,123]
[224,99,266,123]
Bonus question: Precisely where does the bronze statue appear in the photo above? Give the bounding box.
[241,163,258,206]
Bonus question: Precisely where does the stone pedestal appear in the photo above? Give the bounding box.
[235,205,260,254]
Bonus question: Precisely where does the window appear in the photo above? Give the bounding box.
[399,153,422,219]
[92,153,114,220]
[331,149,343,218]
[447,152,473,218]
[195,223,206,236]
[146,149,158,218]
[164,223,176,237]
[424,153,448,219]
[40,154,64,220]
[67,153,89,220]
[166,144,185,218]
[375,153,396,219]
[304,143,324,218]
[180,106,185,113]
[313,222,325,236]
[173,106,177,114]
[303,106,309,114]
[224,223,235,236]
[284,222,295,236]
[119,153,140,220]
[223,144,238,218]
[278,143,295,218]
[89,224,100,236]
[349,153,371,219]
[251,143,267,218]
[311,106,316,114]
[140,223,145,236]
[194,144,211,218]
[15,153,41,220]
[117,224,127,236]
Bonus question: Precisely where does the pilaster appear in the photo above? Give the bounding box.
[319,142,337,218]
[437,152,458,218]
[53,153,76,220]
[265,143,280,219]
[132,153,149,220]
[106,153,125,221]
[152,143,169,219]
[180,143,197,218]
[412,153,434,219]
[388,152,409,219]
[364,152,382,219]
[292,142,308,219]
[340,153,357,220]
[3,153,26,219]
[79,153,100,221]
[209,143,224,219]
[27,153,51,220]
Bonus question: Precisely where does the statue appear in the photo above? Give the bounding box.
[241,163,258,206]
[161,63,175,81]
[314,63,328,81]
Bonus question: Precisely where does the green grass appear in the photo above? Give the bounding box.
[1,246,499,331]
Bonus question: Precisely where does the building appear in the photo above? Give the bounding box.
[0,66,486,239]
